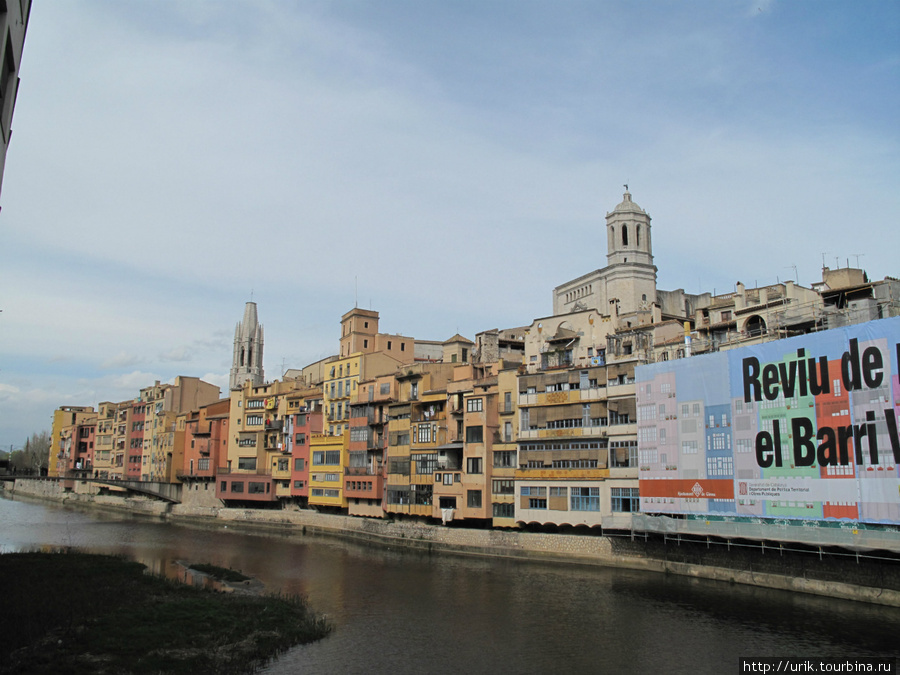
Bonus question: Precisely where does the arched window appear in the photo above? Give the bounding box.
[636,225,641,247]
[240,347,245,367]
[622,225,628,246]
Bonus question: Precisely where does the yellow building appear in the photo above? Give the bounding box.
[308,430,347,510]
[49,406,94,478]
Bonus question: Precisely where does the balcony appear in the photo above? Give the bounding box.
[346,464,383,476]
[264,419,284,432]
[344,474,384,499]
[606,380,635,398]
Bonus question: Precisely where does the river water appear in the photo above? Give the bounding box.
[1,495,898,674]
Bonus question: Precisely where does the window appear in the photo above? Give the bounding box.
[467,398,483,413]
[294,458,305,471]
[277,458,289,472]
[247,415,263,426]
[388,458,410,475]
[571,487,600,511]
[504,421,513,442]
[493,450,515,468]
[410,382,418,399]
[465,426,484,444]
[294,480,304,489]
[611,487,639,512]
[412,453,437,475]
[220,481,227,492]
[467,490,482,508]
[198,458,210,471]
[230,482,244,494]
[610,441,638,468]
[467,457,483,474]
[380,383,391,395]
[443,473,453,485]
[237,457,256,471]
[363,339,368,348]
[492,479,515,495]
[248,482,266,494]
[312,450,341,465]
[416,424,434,444]
[493,502,514,518]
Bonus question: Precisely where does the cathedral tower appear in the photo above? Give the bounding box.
[606,188,654,268]
[552,188,659,327]
[229,301,264,390]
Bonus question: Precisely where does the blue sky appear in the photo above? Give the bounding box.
[0,1,897,449]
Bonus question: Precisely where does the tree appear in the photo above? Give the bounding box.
[10,431,50,475]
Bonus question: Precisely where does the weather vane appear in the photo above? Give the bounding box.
[624,183,628,192]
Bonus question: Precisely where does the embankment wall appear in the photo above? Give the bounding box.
[7,477,900,607]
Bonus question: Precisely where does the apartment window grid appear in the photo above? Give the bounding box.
[416,424,435,444]
[610,441,639,467]
[611,487,639,512]
[550,459,598,469]
[412,453,437,475]
[493,450,515,468]
[492,479,515,495]
[681,440,698,454]
[521,486,546,496]
[571,487,600,511]
[312,450,341,465]
[493,502,514,518]
[707,456,733,477]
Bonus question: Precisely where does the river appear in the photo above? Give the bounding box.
[1,495,898,674]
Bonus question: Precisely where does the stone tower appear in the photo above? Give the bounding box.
[603,189,658,324]
[229,301,264,390]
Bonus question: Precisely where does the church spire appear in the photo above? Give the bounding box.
[229,301,265,390]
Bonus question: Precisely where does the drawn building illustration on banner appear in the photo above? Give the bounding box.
[635,316,900,525]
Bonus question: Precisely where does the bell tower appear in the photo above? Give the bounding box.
[603,188,658,326]
[229,301,265,390]
[606,187,654,267]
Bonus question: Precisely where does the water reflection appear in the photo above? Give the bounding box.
[2,495,898,675]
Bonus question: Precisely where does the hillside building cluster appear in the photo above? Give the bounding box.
[49,191,900,534]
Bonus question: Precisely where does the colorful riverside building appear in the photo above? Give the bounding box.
[49,406,95,478]
[178,398,230,491]
[137,378,221,482]
[315,307,441,513]
[287,391,323,506]
[347,373,396,517]
[93,401,132,479]
[220,378,305,503]
[126,400,147,480]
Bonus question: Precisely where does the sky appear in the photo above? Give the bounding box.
[0,1,897,450]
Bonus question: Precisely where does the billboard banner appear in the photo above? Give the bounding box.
[635,316,900,524]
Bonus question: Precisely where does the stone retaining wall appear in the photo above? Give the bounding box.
[11,478,900,607]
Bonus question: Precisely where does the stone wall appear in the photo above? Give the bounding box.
[11,477,900,607]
